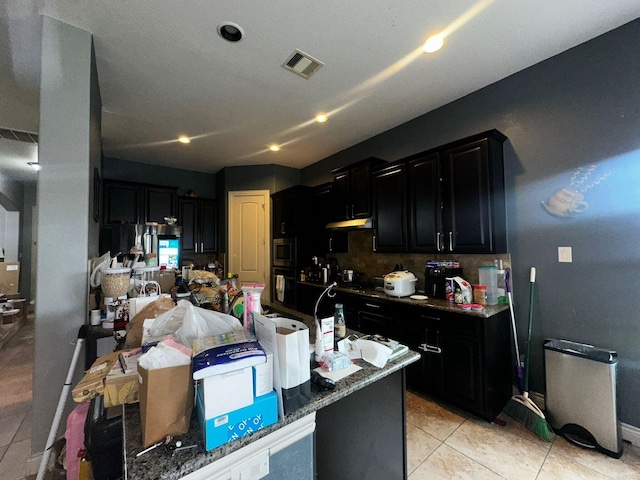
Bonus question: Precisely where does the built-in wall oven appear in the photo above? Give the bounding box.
[272,267,297,309]
[273,237,296,268]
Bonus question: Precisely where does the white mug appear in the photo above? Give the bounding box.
[90,309,102,326]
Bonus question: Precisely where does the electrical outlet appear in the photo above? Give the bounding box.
[558,246,572,263]
[231,450,269,480]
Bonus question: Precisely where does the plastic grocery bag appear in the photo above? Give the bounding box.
[148,300,243,348]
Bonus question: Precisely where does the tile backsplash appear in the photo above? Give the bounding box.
[327,230,511,292]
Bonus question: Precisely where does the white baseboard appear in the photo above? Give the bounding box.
[621,422,640,447]
[521,388,640,447]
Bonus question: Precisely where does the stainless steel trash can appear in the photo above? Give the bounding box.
[544,339,622,458]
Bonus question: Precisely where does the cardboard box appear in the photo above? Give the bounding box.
[253,347,273,397]
[0,262,19,295]
[72,349,142,407]
[200,366,254,419]
[196,387,277,451]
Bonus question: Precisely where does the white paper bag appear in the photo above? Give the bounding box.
[253,313,311,416]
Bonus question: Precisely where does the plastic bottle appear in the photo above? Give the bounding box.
[478,266,498,305]
[334,303,346,340]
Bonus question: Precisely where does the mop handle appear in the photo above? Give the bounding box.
[525,267,536,392]
[505,269,521,362]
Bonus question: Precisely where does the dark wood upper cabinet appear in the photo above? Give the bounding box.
[311,183,347,254]
[372,162,407,253]
[407,152,441,252]
[178,196,218,255]
[145,186,177,224]
[402,130,507,254]
[331,158,386,221]
[440,132,507,254]
[271,186,311,238]
[103,180,176,226]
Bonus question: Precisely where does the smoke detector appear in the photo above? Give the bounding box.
[282,50,324,79]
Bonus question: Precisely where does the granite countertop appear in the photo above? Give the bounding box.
[124,322,420,480]
[297,280,509,318]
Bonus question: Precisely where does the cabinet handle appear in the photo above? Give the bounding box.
[364,303,381,309]
[420,315,440,322]
[372,235,377,252]
[329,237,333,251]
[194,243,198,253]
[345,206,350,219]
[419,343,442,354]
[437,232,443,252]
[351,205,355,218]
[201,242,204,252]
[281,222,286,235]
[448,231,453,251]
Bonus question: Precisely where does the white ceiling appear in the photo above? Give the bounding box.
[1,1,639,180]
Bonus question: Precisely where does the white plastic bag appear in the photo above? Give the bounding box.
[147,300,190,337]
[147,300,243,347]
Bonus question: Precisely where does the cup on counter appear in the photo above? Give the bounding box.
[90,309,102,326]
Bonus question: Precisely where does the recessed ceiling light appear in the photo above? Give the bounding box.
[269,145,280,152]
[315,114,328,123]
[218,22,244,42]
[423,34,444,53]
[178,135,191,144]
[27,162,40,171]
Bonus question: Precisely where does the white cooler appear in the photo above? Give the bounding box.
[544,339,622,458]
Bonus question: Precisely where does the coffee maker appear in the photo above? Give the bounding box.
[424,262,463,299]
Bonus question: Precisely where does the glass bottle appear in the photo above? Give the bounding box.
[334,303,346,339]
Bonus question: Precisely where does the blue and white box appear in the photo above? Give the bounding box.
[196,386,278,451]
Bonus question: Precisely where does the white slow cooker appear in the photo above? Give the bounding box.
[383,270,418,297]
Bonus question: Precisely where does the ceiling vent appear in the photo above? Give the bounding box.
[282,49,324,79]
[0,128,38,144]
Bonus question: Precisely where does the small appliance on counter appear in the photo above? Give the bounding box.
[383,270,417,297]
[424,261,463,299]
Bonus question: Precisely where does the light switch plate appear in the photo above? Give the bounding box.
[558,246,572,263]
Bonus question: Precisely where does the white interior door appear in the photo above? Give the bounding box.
[228,190,270,299]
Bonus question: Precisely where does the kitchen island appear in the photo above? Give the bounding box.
[124,304,420,480]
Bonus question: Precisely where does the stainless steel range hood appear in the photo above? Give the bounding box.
[325,217,374,230]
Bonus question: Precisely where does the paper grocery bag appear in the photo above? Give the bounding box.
[137,363,194,447]
[253,313,311,416]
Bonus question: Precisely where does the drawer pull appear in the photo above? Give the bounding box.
[419,343,442,354]
[364,303,381,309]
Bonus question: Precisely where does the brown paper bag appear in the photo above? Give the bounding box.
[137,363,194,447]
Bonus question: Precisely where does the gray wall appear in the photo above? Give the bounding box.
[102,156,217,198]
[301,20,640,427]
[32,18,99,452]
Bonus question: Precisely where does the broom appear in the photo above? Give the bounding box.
[503,267,553,442]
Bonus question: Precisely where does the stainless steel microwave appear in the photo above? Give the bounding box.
[273,237,296,268]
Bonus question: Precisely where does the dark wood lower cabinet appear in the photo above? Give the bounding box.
[294,282,512,422]
[396,308,511,422]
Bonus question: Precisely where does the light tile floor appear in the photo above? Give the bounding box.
[2,317,640,480]
[406,390,640,479]
[0,315,37,480]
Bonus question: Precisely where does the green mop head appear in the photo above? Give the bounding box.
[504,392,553,442]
